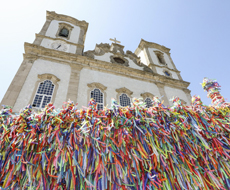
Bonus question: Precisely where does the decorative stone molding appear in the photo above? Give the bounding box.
[96,43,110,54]
[135,39,170,54]
[110,43,124,55]
[140,92,154,100]
[84,43,154,73]
[143,66,154,73]
[56,22,74,40]
[134,39,183,81]
[87,82,107,91]
[83,43,109,58]
[35,34,84,48]
[83,51,95,59]
[29,73,60,106]
[110,55,129,67]
[94,47,105,56]
[87,82,107,107]
[126,50,142,66]
[148,62,181,74]
[38,73,60,83]
[45,11,88,48]
[183,89,191,94]
[24,43,191,91]
[134,39,183,78]
[116,87,133,104]
[46,11,88,32]
[23,54,38,62]
[116,87,133,96]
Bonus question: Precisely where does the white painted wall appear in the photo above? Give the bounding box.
[137,49,148,66]
[13,59,71,112]
[45,20,81,44]
[40,38,77,54]
[155,67,179,80]
[77,68,161,108]
[164,86,190,106]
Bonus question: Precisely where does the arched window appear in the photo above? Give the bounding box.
[119,93,131,107]
[154,51,166,65]
[145,97,153,108]
[59,28,69,38]
[157,54,164,64]
[140,92,154,108]
[32,80,54,108]
[91,88,104,110]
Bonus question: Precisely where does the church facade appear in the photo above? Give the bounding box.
[1,11,191,112]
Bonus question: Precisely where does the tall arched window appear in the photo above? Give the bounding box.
[119,93,131,107]
[91,88,104,110]
[145,98,153,108]
[32,80,54,108]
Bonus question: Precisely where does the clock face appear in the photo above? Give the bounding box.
[51,41,68,52]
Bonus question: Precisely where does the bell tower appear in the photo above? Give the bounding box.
[33,11,88,54]
[1,11,88,112]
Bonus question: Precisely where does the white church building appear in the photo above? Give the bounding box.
[1,11,191,112]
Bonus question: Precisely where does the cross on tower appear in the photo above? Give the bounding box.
[109,37,121,44]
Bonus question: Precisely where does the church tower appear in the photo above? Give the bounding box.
[1,11,88,112]
[1,11,191,112]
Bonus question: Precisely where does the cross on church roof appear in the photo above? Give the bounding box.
[109,37,121,44]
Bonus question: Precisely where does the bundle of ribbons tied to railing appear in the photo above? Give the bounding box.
[0,78,230,190]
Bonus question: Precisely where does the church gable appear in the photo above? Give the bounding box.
[84,42,153,73]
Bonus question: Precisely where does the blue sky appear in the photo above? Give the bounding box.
[0,0,229,106]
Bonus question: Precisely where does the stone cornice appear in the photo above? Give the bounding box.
[87,83,107,91]
[46,11,88,32]
[38,73,60,82]
[116,87,133,96]
[149,63,180,73]
[135,39,171,54]
[35,34,84,48]
[24,43,190,90]
[140,92,154,99]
